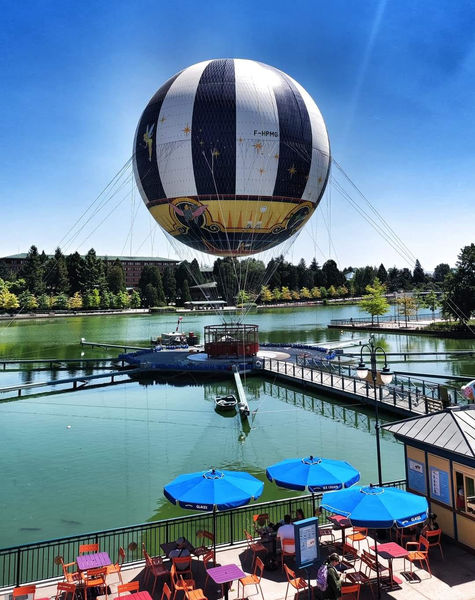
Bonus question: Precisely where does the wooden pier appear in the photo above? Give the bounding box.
[260,357,445,418]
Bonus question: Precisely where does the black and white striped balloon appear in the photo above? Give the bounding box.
[133,58,330,257]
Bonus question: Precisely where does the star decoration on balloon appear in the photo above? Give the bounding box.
[274,153,279,160]
[259,168,265,175]
[253,142,263,151]
[183,125,191,135]
[288,164,297,177]
[160,116,166,123]
[212,148,220,157]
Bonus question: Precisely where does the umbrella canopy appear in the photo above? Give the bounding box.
[320,484,428,529]
[164,468,264,511]
[266,455,360,492]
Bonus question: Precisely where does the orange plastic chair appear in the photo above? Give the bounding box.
[171,556,193,579]
[58,557,82,585]
[203,551,215,588]
[142,543,169,595]
[184,584,207,600]
[82,567,108,600]
[79,543,99,554]
[425,528,444,559]
[107,546,126,584]
[253,513,270,534]
[238,556,264,600]
[170,565,196,600]
[193,531,214,560]
[161,582,172,600]
[54,582,77,600]
[283,564,307,600]
[13,586,36,598]
[280,537,296,571]
[117,581,140,597]
[244,530,267,566]
[341,583,361,599]
[347,527,368,552]
[404,536,432,577]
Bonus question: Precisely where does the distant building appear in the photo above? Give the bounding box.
[0,253,179,289]
[185,281,226,310]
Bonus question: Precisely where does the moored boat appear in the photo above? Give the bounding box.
[215,395,238,411]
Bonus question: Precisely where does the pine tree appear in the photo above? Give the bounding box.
[413,259,425,285]
[21,245,45,295]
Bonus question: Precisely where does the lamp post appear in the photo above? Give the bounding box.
[356,335,393,486]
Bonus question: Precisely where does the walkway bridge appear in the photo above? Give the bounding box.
[258,357,460,417]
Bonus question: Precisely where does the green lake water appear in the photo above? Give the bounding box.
[0,306,474,548]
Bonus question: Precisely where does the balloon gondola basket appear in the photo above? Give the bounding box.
[204,323,259,358]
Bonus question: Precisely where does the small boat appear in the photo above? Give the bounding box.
[215,395,238,411]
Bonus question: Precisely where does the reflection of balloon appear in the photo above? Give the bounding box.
[133,59,330,257]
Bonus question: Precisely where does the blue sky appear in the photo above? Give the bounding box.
[1,0,474,271]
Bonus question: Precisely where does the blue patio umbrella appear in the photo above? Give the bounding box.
[164,468,264,557]
[266,455,360,514]
[321,485,428,597]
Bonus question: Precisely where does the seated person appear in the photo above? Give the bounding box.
[169,537,191,570]
[293,508,305,522]
[277,514,295,553]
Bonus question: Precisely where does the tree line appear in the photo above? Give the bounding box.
[0,244,473,324]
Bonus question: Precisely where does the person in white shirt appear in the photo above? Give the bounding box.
[277,514,295,553]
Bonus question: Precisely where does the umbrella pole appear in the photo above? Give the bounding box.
[374,534,381,599]
[213,507,217,563]
[311,492,316,516]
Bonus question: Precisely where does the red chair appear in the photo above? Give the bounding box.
[283,564,307,600]
[238,556,264,600]
[142,543,169,595]
[341,583,361,599]
[170,565,196,600]
[404,536,432,577]
[425,528,444,559]
[79,543,99,554]
[171,556,192,579]
[117,581,140,597]
[193,531,214,560]
[161,583,172,600]
[244,530,267,566]
[280,537,295,571]
[82,567,108,600]
[202,551,215,589]
[107,546,126,584]
[53,582,77,600]
[13,586,36,599]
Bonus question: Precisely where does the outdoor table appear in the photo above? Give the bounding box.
[76,552,112,571]
[206,563,246,600]
[127,592,153,600]
[370,542,408,589]
[328,514,351,547]
[160,539,195,557]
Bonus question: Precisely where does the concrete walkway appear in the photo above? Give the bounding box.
[18,531,475,600]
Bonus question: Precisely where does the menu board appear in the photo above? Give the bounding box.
[294,517,319,569]
[429,466,451,505]
[407,457,426,494]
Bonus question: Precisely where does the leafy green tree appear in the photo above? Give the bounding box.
[9,278,27,295]
[311,286,321,299]
[162,267,177,303]
[359,278,390,324]
[420,290,440,320]
[260,285,273,303]
[20,245,45,295]
[322,259,345,287]
[328,285,338,297]
[433,263,451,284]
[337,285,349,297]
[47,248,69,294]
[180,280,191,305]
[130,290,141,308]
[80,249,105,293]
[68,292,83,310]
[291,289,300,300]
[142,283,159,307]
[0,289,19,310]
[37,294,50,310]
[84,289,101,309]
[272,287,281,302]
[18,291,38,310]
[396,295,418,326]
[412,259,425,285]
[106,260,126,294]
[236,290,250,305]
[300,287,312,300]
[100,290,113,309]
[116,291,130,308]
[353,266,376,295]
[319,286,328,298]
[281,286,292,301]
[66,252,84,293]
[53,293,68,309]
[442,244,475,324]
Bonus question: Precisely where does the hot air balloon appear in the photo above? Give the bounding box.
[133,58,330,257]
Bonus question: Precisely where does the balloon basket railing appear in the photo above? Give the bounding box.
[204,323,259,358]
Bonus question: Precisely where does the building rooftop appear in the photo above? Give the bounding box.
[1,253,178,262]
[383,404,475,459]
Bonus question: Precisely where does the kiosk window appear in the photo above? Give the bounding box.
[455,471,475,514]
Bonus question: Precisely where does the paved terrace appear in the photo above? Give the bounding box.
[6,531,474,600]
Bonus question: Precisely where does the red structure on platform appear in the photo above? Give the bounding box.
[204,323,259,358]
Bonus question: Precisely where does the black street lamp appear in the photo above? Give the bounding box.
[356,335,393,486]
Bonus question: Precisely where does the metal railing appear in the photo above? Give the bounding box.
[330,313,439,326]
[0,482,406,590]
